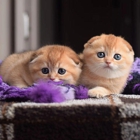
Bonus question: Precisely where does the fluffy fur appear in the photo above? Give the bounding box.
[78,34,134,98]
[0,45,82,88]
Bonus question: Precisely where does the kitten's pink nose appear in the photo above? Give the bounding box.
[106,62,111,65]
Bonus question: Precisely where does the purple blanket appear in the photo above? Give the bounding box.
[0,78,88,103]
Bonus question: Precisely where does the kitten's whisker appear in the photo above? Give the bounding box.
[92,65,103,73]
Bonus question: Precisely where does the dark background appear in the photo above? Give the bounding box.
[39,0,140,56]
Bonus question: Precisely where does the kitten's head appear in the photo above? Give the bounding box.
[83,34,134,78]
[29,45,82,85]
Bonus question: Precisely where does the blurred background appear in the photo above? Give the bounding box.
[0,0,140,60]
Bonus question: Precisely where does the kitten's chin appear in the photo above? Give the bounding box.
[53,79,60,82]
[89,67,128,79]
[94,71,123,78]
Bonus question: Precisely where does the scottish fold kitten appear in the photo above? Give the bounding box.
[78,34,134,98]
[0,45,82,88]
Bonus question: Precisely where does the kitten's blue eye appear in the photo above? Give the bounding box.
[41,68,49,74]
[58,68,66,75]
[97,52,105,58]
[114,54,121,60]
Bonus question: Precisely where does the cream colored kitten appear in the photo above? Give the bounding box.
[0,45,82,88]
[79,34,134,98]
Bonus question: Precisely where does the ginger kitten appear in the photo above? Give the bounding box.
[0,45,82,88]
[79,34,134,98]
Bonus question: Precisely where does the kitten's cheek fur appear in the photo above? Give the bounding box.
[88,87,112,98]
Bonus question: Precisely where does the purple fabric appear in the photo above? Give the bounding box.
[28,81,66,103]
[0,77,88,103]
[133,84,140,93]
[0,76,31,101]
[70,84,88,99]
[131,57,140,74]
[123,57,140,95]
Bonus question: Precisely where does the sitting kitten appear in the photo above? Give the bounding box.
[78,34,134,98]
[0,45,82,88]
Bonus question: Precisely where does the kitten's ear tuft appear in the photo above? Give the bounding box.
[84,36,100,48]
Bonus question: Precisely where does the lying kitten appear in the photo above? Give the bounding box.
[78,34,134,98]
[0,45,82,88]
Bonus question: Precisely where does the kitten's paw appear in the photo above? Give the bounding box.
[88,87,110,98]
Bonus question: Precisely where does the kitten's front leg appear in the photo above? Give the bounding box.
[88,86,112,98]
[11,81,29,88]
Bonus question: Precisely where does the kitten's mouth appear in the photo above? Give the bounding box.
[104,65,112,69]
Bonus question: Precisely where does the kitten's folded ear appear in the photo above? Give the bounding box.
[76,60,83,68]
[84,36,100,48]
[70,54,83,68]
[122,39,135,55]
[30,51,42,63]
